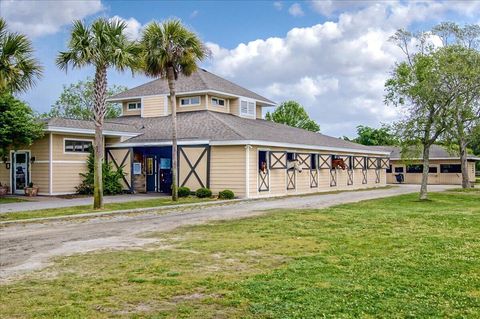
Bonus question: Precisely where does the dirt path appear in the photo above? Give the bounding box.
[0,185,454,282]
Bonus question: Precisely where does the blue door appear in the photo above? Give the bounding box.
[159,158,172,193]
[146,156,157,192]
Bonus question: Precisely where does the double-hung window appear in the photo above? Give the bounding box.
[127,102,141,110]
[240,99,255,117]
[180,96,200,106]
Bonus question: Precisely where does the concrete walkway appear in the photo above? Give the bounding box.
[0,193,167,214]
[0,184,455,282]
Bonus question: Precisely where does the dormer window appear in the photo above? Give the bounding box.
[180,96,200,106]
[127,102,141,110]
[211,97,225,106]
[240,99,255,117]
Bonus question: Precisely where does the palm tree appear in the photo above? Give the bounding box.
[0,18,42,94]
[140,19,208,201]
[57,18,139,209]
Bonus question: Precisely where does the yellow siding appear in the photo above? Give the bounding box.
[208,95,230,114]
[246,146,387,198]
[230,98,240,116]
[122,100,142,116]
[210,146,246,197]
[256,104,263,119]
[52,162,87,194]
[143,95,166,118]
[387,159,477,185]
[31,163,49,195]
[0,162,9,189]
[108,149,132,190]
[52,134,93,161]
[179,147,208,191]
[30,136,50,161]
[176,95,207,113]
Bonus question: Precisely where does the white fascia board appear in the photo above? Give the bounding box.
[107,140,210,148]
[106,90,276,106]
[210,140,391,156]
[45,126,140,137]
[390,156,480,161]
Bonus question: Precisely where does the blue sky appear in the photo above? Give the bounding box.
[2,0,479,137]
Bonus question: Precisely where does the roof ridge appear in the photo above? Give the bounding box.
[207,111,248,139]
[196,68,209,89]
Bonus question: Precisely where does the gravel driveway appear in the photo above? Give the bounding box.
[0,185,454,282]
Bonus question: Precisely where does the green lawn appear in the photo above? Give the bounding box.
[0,197,27,204]
[0,196,213,222]
[1,189,479,318]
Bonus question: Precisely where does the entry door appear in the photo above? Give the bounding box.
[159,158,172,193]
[146,156,157,192]
[13,151,29,194]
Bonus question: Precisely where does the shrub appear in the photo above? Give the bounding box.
[195,187,212,198]
[178,186,191,197]
[76,147,125,195]
[218,189,235,199]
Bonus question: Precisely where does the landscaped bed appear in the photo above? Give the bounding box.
[1,188,479,318]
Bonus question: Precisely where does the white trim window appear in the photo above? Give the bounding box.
[64,139,93,153]
[211,97,225,107]
[127,102,141,110]
[240,98,255,118]
[180,96,201,106]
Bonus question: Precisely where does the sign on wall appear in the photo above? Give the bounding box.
[133,162,142,175]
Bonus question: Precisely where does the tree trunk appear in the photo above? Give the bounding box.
[93,65,107,209]
[419,144,430,201]
[167,67,178,201]
[456,115,471,189]
[459,135,470,188]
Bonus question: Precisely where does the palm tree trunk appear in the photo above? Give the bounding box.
[93,65,107,209]
[167,66,178,201]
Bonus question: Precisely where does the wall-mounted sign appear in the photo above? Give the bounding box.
[160,158,171,169]
[133,162,142,175]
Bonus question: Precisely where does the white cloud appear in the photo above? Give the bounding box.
[206,1,480,136]
[110,15,143,40]
[288,3,305,17]
[190,10,199,18]
[273,1,283,11]
[310,0,372,16]
[0,0,103,38]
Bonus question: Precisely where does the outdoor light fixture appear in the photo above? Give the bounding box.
[30,156,36,164]
[5,163,9,170]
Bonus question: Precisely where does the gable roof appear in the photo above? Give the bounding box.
[108,111,389,155]
[108,68,275,105]
[370,145,480,160]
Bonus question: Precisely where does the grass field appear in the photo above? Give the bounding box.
[1,189,479,318]
[0,196,213,222]
[0,197,27,204]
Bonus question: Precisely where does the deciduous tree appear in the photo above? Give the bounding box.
[45,78,127,120]
[265,100,320,132]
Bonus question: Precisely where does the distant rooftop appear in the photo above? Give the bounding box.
[370,145,480,160]
[108,68,275,105]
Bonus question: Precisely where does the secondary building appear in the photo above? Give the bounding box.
[0,69,390,198]
[371,145,478,185]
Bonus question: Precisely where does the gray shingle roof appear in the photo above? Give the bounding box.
[370,145,479,160]
[44,117,140,133]
[109,68,275,104]
[110,111,388,154]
